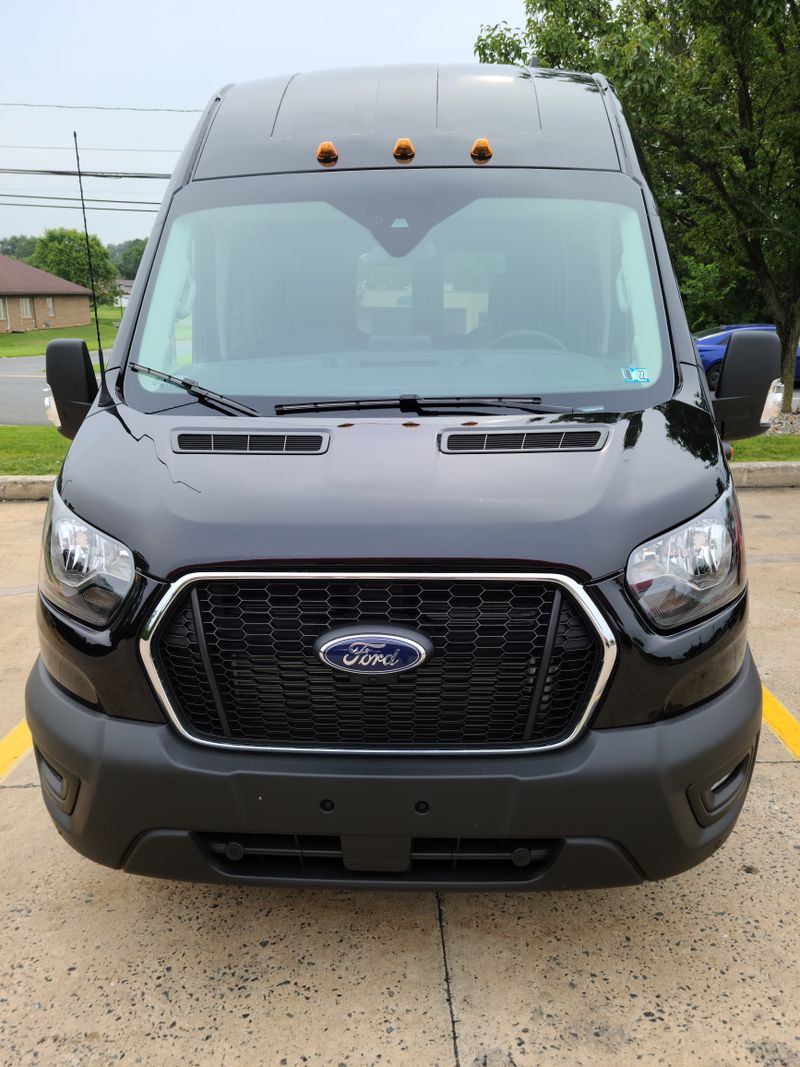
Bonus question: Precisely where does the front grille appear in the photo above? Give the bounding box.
[197,832,556,883]
[151,576,604,751]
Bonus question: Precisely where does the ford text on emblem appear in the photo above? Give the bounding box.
[315,627,432,676]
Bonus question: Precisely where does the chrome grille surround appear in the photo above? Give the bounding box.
[139,570,617,756]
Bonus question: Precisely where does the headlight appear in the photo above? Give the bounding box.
[40,488,135,626]
[626,485,745,630]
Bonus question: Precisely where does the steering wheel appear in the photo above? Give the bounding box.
[487,329,567,350]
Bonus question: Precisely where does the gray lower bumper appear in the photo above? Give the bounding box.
[26,651,762,889]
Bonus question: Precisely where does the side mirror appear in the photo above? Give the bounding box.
[45,339,98,440]
[712,330,781,441]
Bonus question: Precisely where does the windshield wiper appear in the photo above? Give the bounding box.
[130,363,259,417]
[274,395,574,416]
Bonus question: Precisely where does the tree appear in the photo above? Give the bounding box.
[675,250,766,331]
[30,228,118,305]
[476,1,800,410]
[0,234,37,261]
[108,237,147,280]
[118,238,147,279]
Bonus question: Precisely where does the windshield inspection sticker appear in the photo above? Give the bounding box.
[621,367,651,383]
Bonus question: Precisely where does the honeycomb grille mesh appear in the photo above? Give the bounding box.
[153,577,603,750]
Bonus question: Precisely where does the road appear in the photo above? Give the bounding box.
[0,490,798,1065]
[0,353,104,426]
[0,356,48,425]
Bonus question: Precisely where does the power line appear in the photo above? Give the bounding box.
[1,192,161,205]
[0,167,171,180]
[0,101,201,113]
[0,187,160,200]
[0,200,158,214]
[0,144,181,153]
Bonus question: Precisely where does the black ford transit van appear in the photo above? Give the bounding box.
[28,65,782,890]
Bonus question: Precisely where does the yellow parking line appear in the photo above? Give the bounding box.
[0,720,33,780]
[763,688,800,758]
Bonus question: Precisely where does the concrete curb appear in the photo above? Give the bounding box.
[0,463,798,501]
[732,462,800,488]
[0,475,55,501]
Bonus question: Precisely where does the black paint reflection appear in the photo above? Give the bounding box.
[658,400,719,466]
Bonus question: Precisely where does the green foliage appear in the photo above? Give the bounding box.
[474,21,534,65]
[108,237,147,279]
[677,255,766,332]
[30,228,118,305]
[0,234,37,261]
[475,1,800,409]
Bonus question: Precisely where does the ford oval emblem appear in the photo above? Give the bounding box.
[315,627,431,676]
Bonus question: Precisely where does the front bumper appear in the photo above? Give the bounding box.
[26,651,761,890]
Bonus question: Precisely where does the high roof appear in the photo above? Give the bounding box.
[0,254,92,297]
[193,64,622,181]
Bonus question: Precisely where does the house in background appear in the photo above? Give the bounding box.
[115,278,134,309]
[0,254,92,333]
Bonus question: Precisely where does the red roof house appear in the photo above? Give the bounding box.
[0,254,92,334]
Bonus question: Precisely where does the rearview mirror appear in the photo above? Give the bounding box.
[45,339,99,440]
[711,330,781,441]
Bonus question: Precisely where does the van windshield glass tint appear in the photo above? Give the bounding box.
[125,169,672,413]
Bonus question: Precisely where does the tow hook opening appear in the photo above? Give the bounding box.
[34,745,80,815]
[687,743,756,828]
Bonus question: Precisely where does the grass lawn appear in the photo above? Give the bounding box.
[0,305,120,358]
[0,426,69,475]
[730,435,800,462]
[0,425,798,477]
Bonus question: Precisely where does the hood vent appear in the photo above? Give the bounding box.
[440,428,607,454]
[174,431,329,455]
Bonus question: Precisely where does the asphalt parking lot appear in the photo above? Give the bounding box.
[0,357,50,426]
[1,492,798,1067]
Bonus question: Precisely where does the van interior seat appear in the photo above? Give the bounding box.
[467,272,565,349]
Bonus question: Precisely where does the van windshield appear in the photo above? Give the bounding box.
[124,168,673,414]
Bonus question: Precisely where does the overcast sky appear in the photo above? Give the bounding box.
[1,0,523,247]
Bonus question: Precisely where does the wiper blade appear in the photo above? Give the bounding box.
[415,395,575,413]
[274,395,574,415]
[130,363,259,417]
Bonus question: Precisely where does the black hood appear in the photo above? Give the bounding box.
[60,374,725,584]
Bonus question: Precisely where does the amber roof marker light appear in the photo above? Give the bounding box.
[470,138,493,164]
[316,141,339,167]
[393,137,416,164]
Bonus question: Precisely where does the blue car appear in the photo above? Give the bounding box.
[694,324,800,392]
